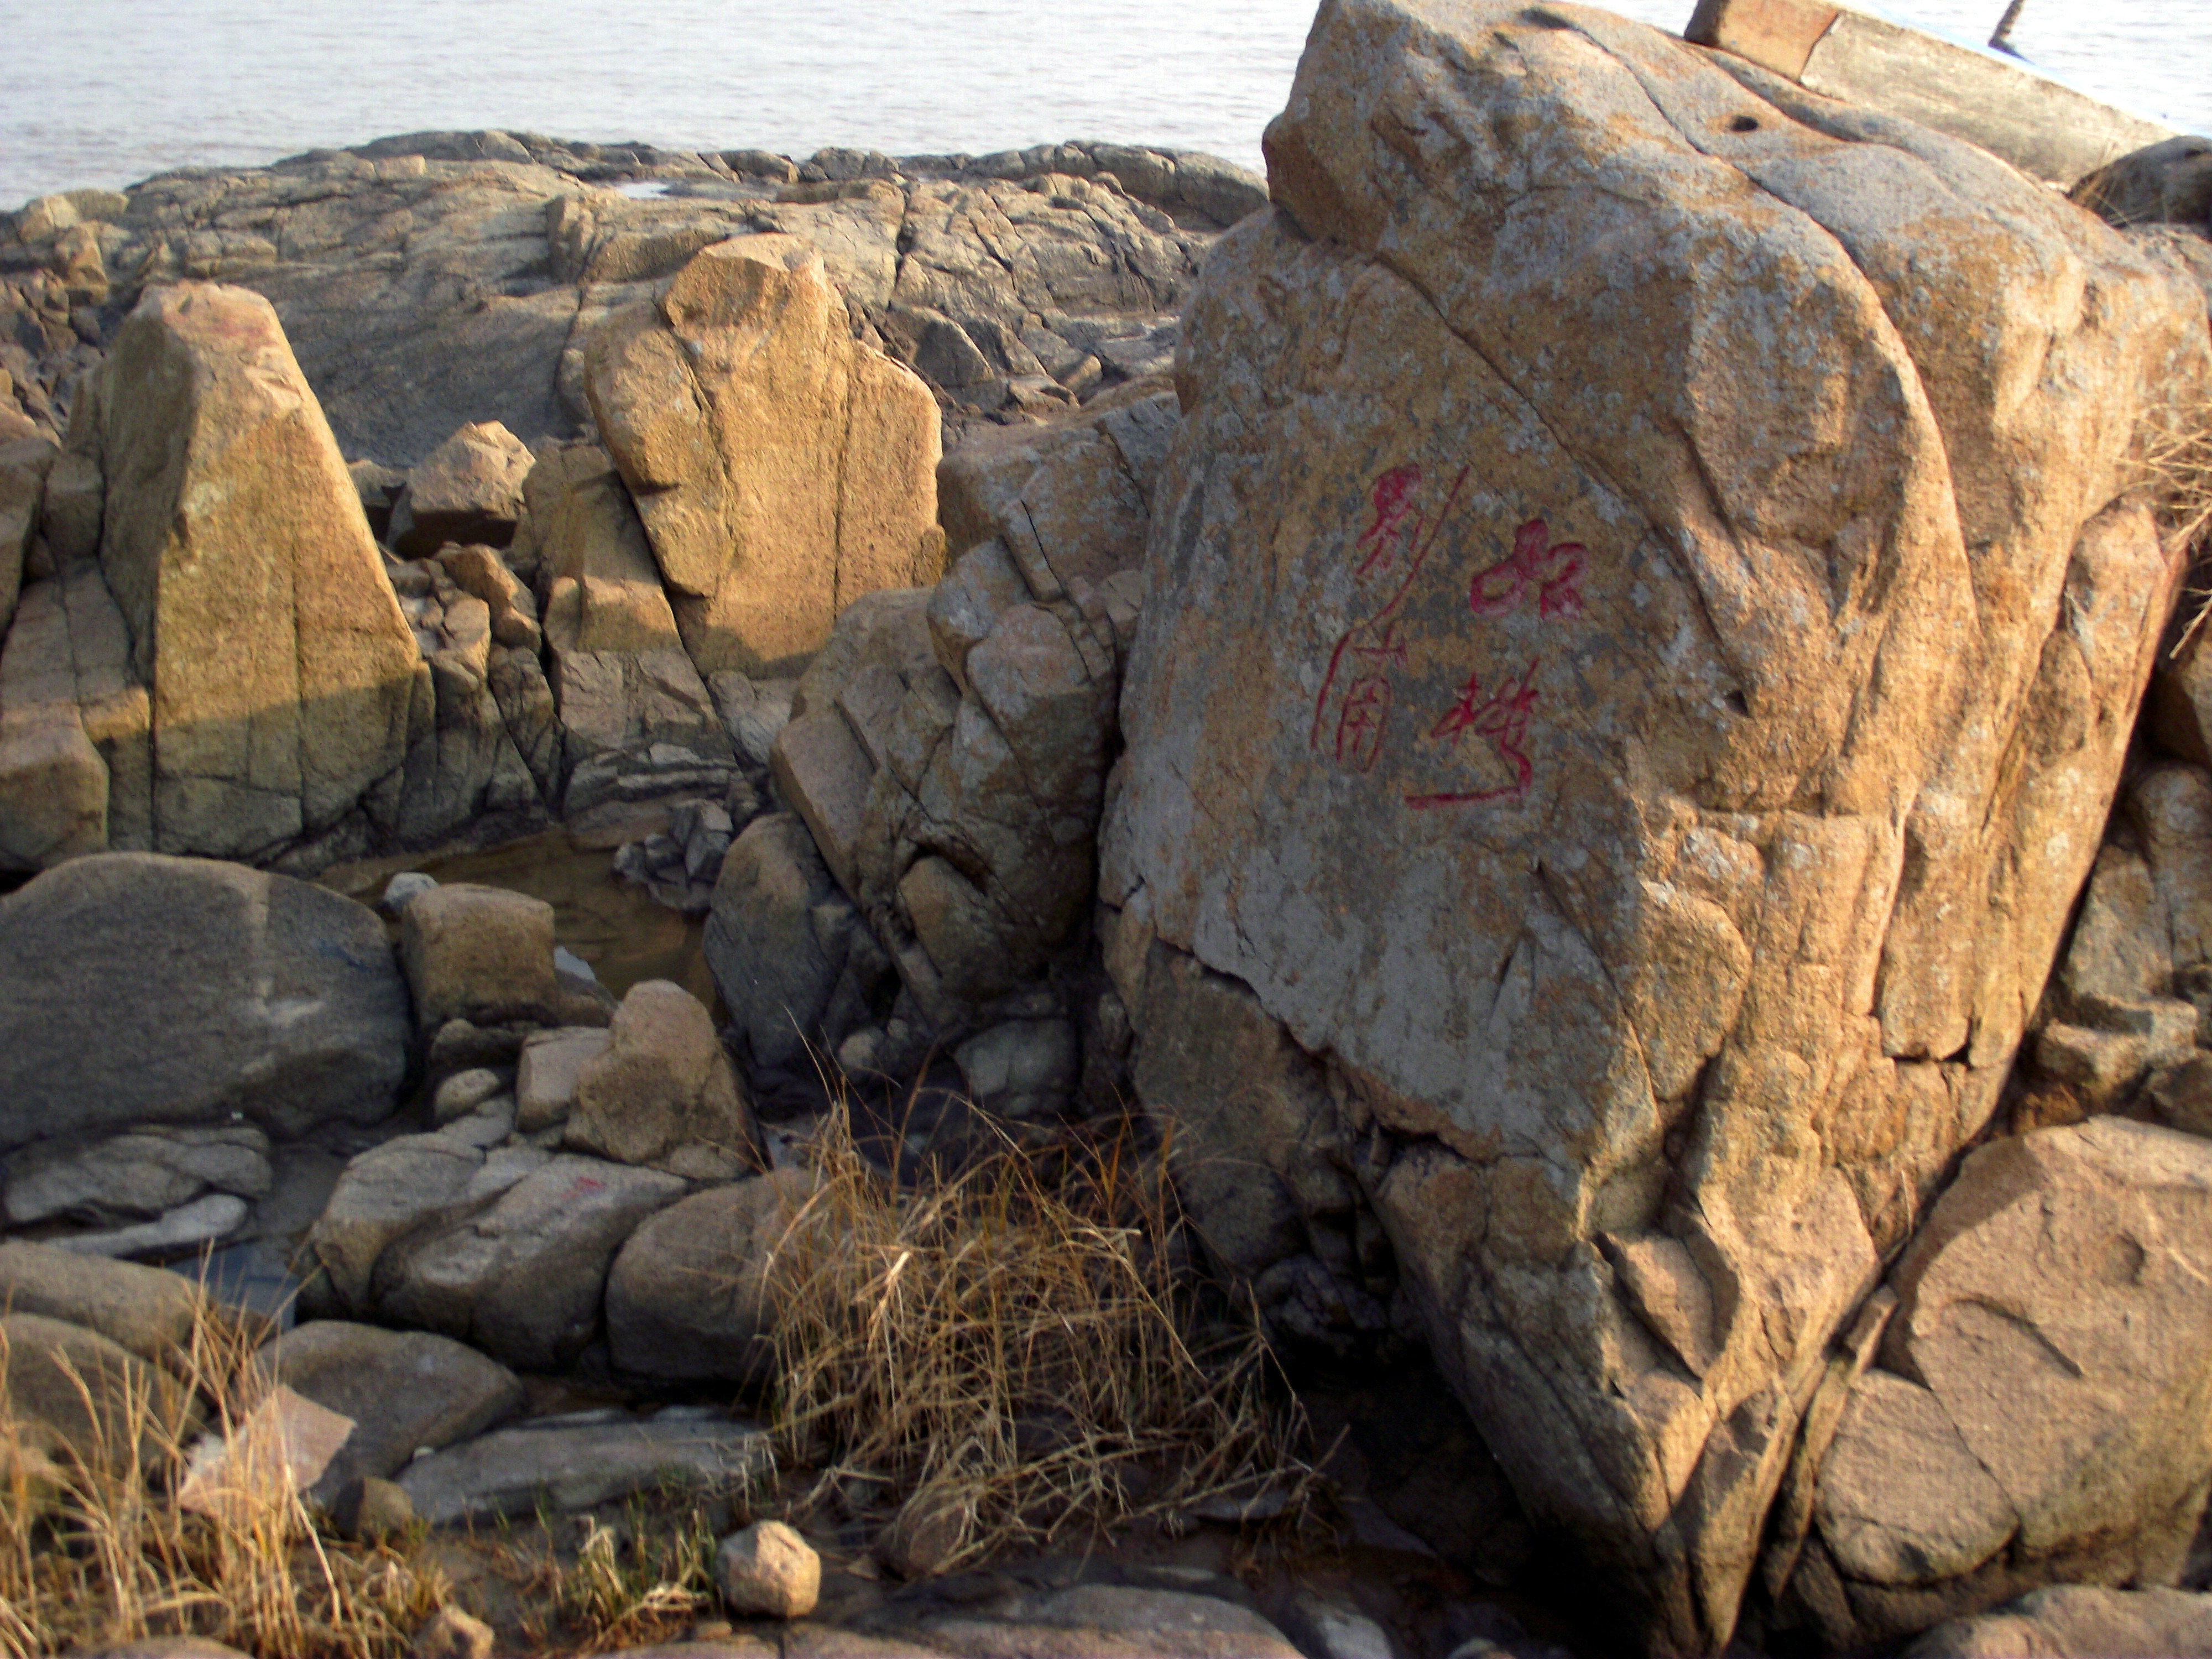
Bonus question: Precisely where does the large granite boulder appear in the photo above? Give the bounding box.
[1777,1120,2212,1646]
[1098,2,2212,1650]
[0,854,410,1152]
[399,881,560,1031]
[604,1167,815,1385]
[92,283,420,860]
[586,234,943,677]
[0,1239,206,1364]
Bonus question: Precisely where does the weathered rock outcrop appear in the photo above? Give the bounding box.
[586,234,943,677]
[1776,1120,2212,1646]
[0,854,409,1151]
[850,392,1171,1027]
[1098,2,2212,1649]
[92,283,420,859]
[696,390,1175,1113]
[10,132,1240,466]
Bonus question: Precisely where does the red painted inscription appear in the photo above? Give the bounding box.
[1468,518,1586,620]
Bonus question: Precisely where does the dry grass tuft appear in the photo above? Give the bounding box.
[505,1496,721,1653]
[764,1098,1318,1573]
[0,1288,447,1659]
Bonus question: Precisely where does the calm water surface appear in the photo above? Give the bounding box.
[1,0,2205,210]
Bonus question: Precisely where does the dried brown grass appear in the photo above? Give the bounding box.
[2140,401,2212,659]
[763,1098,1318,1573]
[0,1290,446,1659]
[508,1496,721,1653]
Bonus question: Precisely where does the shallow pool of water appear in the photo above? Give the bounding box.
[321,828,717,1009]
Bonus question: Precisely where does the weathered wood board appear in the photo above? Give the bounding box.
[1685,0,2180,188]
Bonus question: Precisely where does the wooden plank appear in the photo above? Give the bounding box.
[1684,0,2179,190]
[1684,0,1839,80]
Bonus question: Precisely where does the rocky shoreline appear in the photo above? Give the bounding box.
[9,2,2212,1657]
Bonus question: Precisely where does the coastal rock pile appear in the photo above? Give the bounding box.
[7,8,2212,1657]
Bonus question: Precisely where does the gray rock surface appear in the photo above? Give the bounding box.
[515,1026,611,1132]
[906,1583,1305,1658]
[371,1153,685,1370]
[399,880,561,1030]
[705,811,879,1072]
[40,133,1239,471]
[563,979,757,1178]
[604,1168,815,1384]
[0,1239,205,1363]
[305,1130,495,1308]
[3,1125,272,1225]
[257,1319,525,1501]
[0,853,409,1150]
[396,1408,771,1524]
[47,1192,249,1260]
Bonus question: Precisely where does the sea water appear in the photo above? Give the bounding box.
[1,0,2205,211]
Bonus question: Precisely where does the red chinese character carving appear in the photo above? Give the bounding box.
[1355,465,1427,578]
[1313,466,1471,760]
[1406,659,1540,808]
[1468,518,1586,620]
[1335,676,1392,772]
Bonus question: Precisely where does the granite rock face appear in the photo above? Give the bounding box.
[0,853,409,1152]
[587,235,943,677]
[1783,1121,2212,1646]
[1099,2,2212,1649]
[370,1153,686,1370]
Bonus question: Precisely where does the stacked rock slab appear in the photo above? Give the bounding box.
[92,283,421,859]
[1098,2,2212,1651]
[587,234,944,678]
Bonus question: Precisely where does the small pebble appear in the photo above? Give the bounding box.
[716,1519,821,1619]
